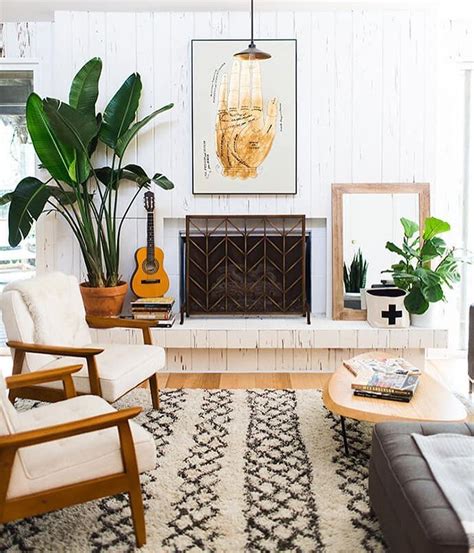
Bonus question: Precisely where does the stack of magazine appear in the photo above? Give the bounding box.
[343,357,421,403]
[131,297,175,327]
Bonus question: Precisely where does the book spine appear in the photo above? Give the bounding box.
[351,384,413,396]
[133,313,173,320]
[353,391,411,403]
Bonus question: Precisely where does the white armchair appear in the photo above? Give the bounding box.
[0,272,165,407]
[0,366,156,547]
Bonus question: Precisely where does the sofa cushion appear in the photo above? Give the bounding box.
[39,343,166,402]
[8,395,156,499]
[370,422,473,553]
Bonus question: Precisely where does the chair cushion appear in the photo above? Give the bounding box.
[38,343,166,402]
[8,395,156,499]
[0,376,18,436]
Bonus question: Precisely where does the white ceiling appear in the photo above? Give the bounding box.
[1,0,473,22]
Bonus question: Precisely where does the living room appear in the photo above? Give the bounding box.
[0,0,473,551]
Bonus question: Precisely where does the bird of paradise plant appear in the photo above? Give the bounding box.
[0,57,174,288]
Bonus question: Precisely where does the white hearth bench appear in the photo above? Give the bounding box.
[89,318,447,373]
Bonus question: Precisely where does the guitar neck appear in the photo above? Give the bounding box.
[146,211,155,261]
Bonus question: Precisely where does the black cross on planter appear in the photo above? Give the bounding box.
[381,304,403,325]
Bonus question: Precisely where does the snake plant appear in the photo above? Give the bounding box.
[0,57,174,287]
[343,249,368,293]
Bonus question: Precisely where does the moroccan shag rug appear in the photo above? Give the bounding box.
[1,389,386,552]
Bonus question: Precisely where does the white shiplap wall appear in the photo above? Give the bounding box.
[1,9,435,313]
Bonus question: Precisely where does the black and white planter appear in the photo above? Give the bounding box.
[365,288,410,328]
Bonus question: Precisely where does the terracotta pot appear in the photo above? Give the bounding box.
[80,281,128,317]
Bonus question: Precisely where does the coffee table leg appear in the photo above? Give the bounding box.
[340,416,349,456]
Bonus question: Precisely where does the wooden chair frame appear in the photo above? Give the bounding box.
[7,316,159,408]
[0,366,148,547]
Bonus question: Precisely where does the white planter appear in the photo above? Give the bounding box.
[410,304,441,328]
[344,292,361,309]
[360,288,367,310]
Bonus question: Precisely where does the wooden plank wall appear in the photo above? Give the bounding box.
[1,9,435,294]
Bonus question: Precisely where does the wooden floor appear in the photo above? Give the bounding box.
[155,372,331,390]
[156,357,471,396]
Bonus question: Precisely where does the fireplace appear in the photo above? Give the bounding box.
[180,215,311,322]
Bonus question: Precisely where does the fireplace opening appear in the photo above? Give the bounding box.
[180,216,311,322]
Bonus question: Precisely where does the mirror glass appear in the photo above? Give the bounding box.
[342,193,419,310]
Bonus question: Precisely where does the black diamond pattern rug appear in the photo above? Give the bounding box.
[0,389,386,552]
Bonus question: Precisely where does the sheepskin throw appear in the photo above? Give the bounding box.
[5,272,91,346]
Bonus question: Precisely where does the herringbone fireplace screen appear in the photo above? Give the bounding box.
[184,215,308,317]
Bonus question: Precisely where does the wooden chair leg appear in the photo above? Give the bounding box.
[118,421,147,548]
[129,484,147,547]
[149,373,160,409]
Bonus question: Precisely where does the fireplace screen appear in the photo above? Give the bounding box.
[183,215,308,318]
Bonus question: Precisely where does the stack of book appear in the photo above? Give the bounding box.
[131,297,175,327]
[343,357,420,403]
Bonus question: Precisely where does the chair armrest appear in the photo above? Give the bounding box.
[6,365,83,390]
[6,341,104,358]
[86,315,156,330]
[0,407,142,450]
[86,316,155,345]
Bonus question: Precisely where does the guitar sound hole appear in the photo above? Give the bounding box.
[142,259,159,274]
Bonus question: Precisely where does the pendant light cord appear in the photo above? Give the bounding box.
[250,0,254,47]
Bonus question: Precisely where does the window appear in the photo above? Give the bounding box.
[0,68,35,348]
[0,69,36,285]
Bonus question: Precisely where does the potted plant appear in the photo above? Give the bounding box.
[384,216,461,327]
[0,58,174,316]
[343,249,368,309]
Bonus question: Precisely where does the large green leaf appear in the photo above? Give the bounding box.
[115,103,173,158]
[43,98,98,183]
[422,283,444,303]
[400,217,418,239]
[420,236,447,260]
[26,93,75,184]
[152,173,174,190]
[99,73,142,149]
[423,217,450,240]
[385,241,404,257]
[8,177,51,247]
[43,98,98,154]
[95,164,153,189]
[404,285,429,314]
[69,57,102,118]
[0,193,13,206]
[47,187,77,205]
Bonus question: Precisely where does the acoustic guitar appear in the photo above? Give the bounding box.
[131,191,170,298]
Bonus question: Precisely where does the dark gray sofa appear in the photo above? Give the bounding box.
[369,422,473,553]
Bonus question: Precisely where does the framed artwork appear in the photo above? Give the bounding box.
[191,39,297,195]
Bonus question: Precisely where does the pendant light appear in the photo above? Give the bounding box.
[234,0,271,61]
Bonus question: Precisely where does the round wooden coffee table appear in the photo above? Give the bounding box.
[322,352,467,454]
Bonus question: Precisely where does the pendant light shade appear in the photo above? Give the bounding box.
[234,0,271,60]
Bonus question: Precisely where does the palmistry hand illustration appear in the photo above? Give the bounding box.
[215,60,278,179]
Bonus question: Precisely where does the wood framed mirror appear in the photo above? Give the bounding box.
[332,183,430,320]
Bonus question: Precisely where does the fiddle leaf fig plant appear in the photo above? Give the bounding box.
[0,57,174,288]
[384,216,461,314]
